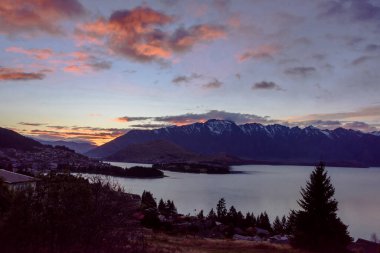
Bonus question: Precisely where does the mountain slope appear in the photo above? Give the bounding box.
[107,139,197,163]
[86,120,380,167]
[0,127,43,150]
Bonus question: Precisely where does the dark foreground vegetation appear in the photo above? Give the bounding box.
[0,173,142,253]
[0,163,371,253]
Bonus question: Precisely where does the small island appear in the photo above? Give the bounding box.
[152,162,231,174]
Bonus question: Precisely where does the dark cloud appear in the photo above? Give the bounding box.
[169,24,226,52]
[343,121,378,132]
[351,55,374,65]
[312,54,326,61]
[252,81,282,91]
[76,7,226,62]
[366,44,380,52]
[284,67,316,77]
[19,122,46,127]
[0,0,86,36]
[87,60,112,71]
[319,0,380,24]
[202,79,222,89]
[116,116,152,122]
[172,73,202,84]
[0,67,46,81]
[117,110,274,125]
[129,123,170,129]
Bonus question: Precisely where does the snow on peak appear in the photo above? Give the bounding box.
[205,119,235,135]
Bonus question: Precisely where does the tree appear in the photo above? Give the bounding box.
[273,216,284,235]
[207,208,217,220]
[197,210,204,219]
[216,198,227,221]
[257,212,272,232]
[158,199,166,215]
[290,162,352,253]
[141,191,157,210]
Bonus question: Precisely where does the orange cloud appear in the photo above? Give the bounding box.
[0,67,45,81]
[238,45,280,62]
[0,0,86,36]
[21,126,129,146]
[6,47,53,59]
[76,6,226,62]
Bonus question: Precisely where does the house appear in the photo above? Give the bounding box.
[348,238,380,253]
[0,169,38,191]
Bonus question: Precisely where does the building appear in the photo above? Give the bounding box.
[0,169,38,191]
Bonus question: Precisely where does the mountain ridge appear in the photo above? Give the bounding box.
[83,119,380,167]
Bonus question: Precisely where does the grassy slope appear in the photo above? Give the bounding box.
[144,233,307,253]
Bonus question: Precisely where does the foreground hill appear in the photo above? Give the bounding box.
[87,119,380,167]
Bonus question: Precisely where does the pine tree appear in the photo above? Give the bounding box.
[158,199,166,215]
[207,208,217,220]
[273,216,284,235]
[291,162,352,252]
[197,210,204,219]
[141,191,157,210]
[257,212,272,232]
[216,198,227,222]
[227,205,238,225]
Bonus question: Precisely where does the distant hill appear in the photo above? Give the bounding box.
[87,119,380,167]
[37,140,97,154]
[0,127,43,150]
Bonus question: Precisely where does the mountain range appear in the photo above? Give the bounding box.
[36,140,97,154]
[86,119,380,167]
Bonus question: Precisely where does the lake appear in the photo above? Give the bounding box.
[98,163,380,240]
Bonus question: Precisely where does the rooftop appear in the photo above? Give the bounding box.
[0,169,36,184]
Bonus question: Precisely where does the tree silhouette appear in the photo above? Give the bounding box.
[216,198,227,221]
[291,162,352,252]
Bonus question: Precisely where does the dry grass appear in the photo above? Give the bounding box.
[142,232,307,253]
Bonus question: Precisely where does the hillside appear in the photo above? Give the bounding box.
[87,119,380,167]
[0,127,43,150]
[107,139,197,163]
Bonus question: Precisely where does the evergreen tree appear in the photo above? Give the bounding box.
[141,191,157,210]
[166,200,177,215]
[227,205,238,225]
[273,216,284,235]
[245,212,256,228]
[197,210,204,219]
[216,198,227,221]
[158,199,166,215]
[290,162,352,253]
[207,208,217,220]
[257,212,272,231]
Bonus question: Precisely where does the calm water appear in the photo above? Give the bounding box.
[98,163,380,240]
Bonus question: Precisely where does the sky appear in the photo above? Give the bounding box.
[1,0,380,145]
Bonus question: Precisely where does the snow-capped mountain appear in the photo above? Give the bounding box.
[86,119,380,167]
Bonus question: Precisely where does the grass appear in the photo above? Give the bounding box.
[141,232,307,253]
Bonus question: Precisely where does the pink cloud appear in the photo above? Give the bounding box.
[0,0,86,36]
[238,45,280,62]
[76,6,226,62]
[6,47,53,59]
